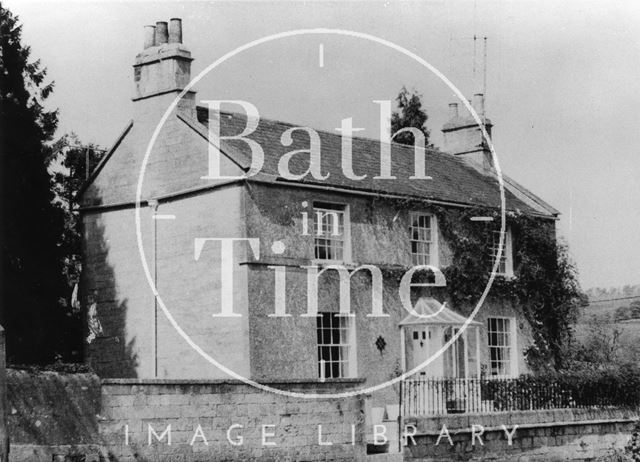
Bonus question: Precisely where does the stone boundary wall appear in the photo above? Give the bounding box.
[404,408,639,461]
[6,369,102,462]
[7,372,367,462]
[98,378,366,462]
[5,368,639,461]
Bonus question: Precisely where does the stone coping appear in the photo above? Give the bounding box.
[102,377,365,386]
[411,417,639,437]
[405,407,640,435]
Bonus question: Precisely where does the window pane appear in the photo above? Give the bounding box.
[489,230,512,275]
[313,206,346,262]
[331,361,340,378]
[487,317,513,377]
[316,312,352,379]
[410,213,434,266]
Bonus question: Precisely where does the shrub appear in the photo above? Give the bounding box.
[481,366,640,411]
[627,420,640,461]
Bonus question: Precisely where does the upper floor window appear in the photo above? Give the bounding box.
[313,202,349,262]
[317,312,356,379]
[487,317,517,377]
[489,229,514,277]
[410,212,438,266]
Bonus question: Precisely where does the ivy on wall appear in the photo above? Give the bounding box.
[383,198,586,372]
[438,204,585,372]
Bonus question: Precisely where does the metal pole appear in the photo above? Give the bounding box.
[148,200,159,377]
[398,378,403,453]
[483,36,488,125]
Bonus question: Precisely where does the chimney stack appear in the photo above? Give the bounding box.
[143,25,156,49]
[169,18,182,44]
[472,93,485,119]
[448,103,458,120]
[441,94,493,174]
[133,18,195,118]
[155,21,168,45]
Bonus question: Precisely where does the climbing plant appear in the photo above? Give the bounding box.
[381,197,586,372]
[435,204,586,372]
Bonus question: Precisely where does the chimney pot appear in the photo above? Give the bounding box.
[448,103,459,120]
[143,25,156,49]
[472,93,485,118]
[169,18,182,44]
[155,21,168,45]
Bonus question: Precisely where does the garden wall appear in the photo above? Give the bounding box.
[98,378,366,461]
[6,369,102,461]
[6,371,366,462]
[404,408,639,461]
[4,366,639,461]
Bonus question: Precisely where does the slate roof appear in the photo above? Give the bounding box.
[194,107,556,217]
[80,105,558,218]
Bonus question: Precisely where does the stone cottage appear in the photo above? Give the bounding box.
[79,19,559,412]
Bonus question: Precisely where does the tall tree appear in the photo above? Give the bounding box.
[390,86,432,147]
[48,134,105,362]
[50,133,105,291]
[0,5,66,363]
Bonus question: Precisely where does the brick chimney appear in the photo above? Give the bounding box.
[132,18,195,120]
[441,94,494,173]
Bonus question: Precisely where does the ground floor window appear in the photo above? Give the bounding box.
[317,312,355,379]
[487,317,516,377]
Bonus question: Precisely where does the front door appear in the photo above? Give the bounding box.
[410,327,429,374]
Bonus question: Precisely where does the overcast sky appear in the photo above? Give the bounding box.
[7,0,640,290]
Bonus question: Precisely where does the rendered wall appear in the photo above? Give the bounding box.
[83,185,251,380]
[82,206,155,377]
[243,183,533,404]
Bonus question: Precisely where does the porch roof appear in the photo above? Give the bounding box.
[399,297,482,327]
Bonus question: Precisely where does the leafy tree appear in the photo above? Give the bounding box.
[615,306,630,322]
[574,315,622,365]
[630,300,640,319]
[0,5,67,363]
[512,224,587,371]
[49,134,105,292]
[47,134,105,361]
[566,313,640,371]
[390,86,432,147]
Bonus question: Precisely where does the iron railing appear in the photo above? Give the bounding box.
[402,376,640,416]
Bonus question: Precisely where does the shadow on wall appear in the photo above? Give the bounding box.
[83,193,139,378]
[6,369,101,446]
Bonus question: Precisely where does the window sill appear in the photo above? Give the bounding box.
[316,377,363,383]
[312,260,355,268]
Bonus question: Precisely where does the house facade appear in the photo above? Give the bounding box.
[80,19,559,411]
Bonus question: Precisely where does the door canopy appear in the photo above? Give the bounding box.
[399,297,482,327]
